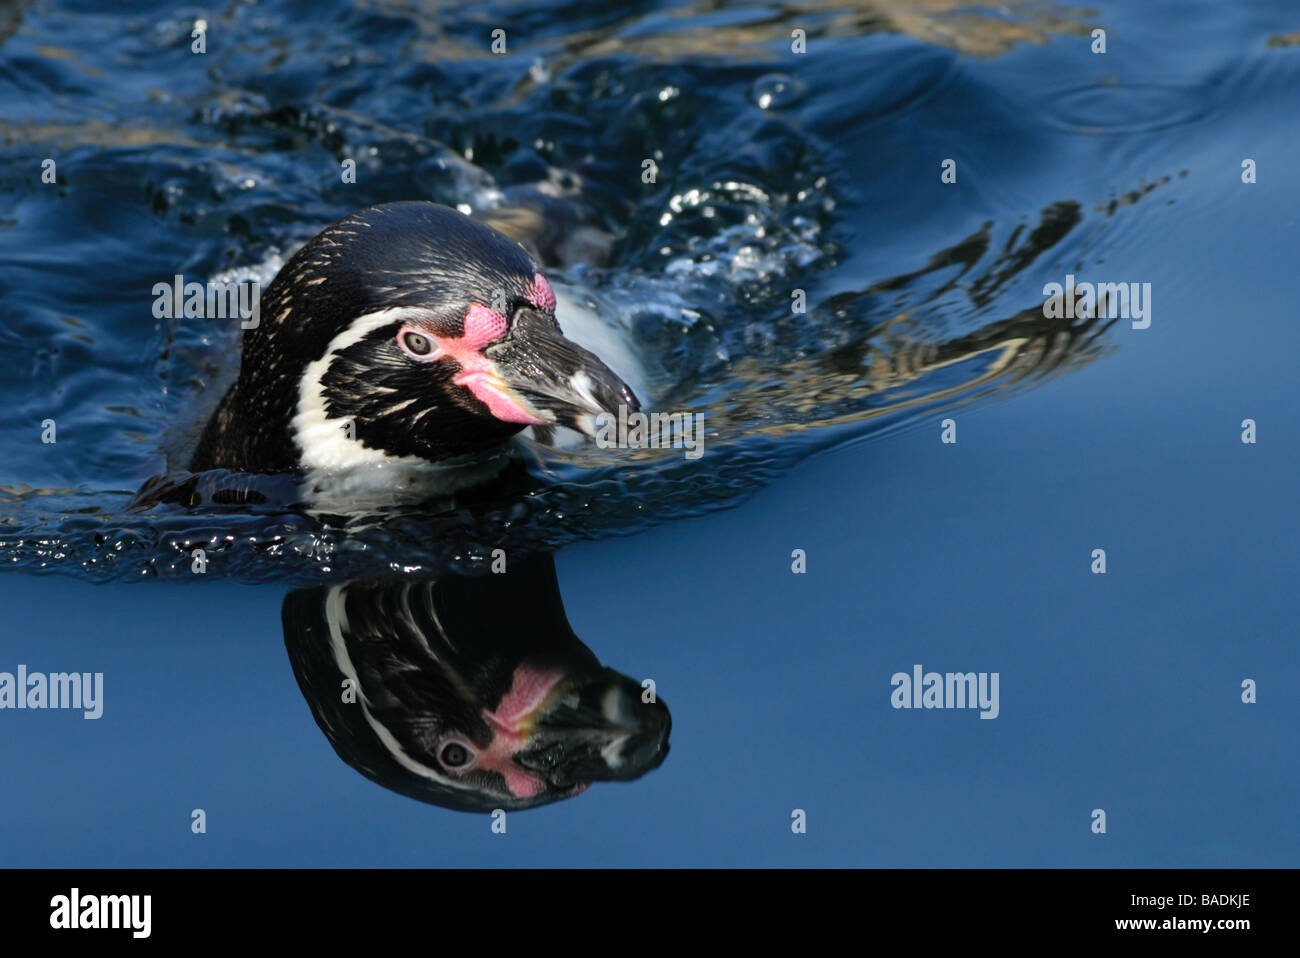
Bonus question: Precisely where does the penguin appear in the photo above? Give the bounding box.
[188,201,639,491]
[281,553,671,812]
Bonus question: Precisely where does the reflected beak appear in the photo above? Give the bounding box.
[486,307,640,437]
[513,669,671,788]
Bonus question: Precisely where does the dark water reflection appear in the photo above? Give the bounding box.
[282,552,670,811]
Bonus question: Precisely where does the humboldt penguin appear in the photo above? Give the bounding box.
[189,202,639,484]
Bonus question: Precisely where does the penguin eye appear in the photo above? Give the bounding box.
[439,740,473,769]
[399,330,434,358]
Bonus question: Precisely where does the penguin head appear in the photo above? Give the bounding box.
[281,556,672,812]
[390,653,670,810]
[257,202,639,468]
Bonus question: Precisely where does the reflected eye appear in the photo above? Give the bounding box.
[440,741,472,768]
[400,330,433,357]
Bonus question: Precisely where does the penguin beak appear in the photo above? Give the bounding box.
[512,669,671,788]
[487,307,640,437]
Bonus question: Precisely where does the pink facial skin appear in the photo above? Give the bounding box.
[526,273,556,312]
[485,662,569,731]
[437,663,570,799]
[396,303,544,425]
[482,663,569,798]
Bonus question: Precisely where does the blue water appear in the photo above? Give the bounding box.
[1,0,1297,864]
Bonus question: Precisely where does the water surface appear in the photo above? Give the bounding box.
[0,0,1296,864]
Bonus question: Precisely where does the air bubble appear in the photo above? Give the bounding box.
[753,74,803,111]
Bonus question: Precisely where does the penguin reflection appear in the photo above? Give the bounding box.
[282,553,670,812]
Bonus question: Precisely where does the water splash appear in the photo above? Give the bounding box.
[0,0,1173,583]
